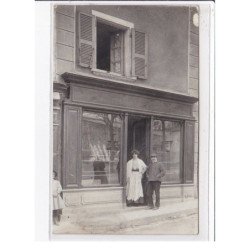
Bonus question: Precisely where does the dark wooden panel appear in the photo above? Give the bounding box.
[121,114,128,186]
[63,105,82,188]
[53,124,60,154]
[133,120,147,163]
[183,121,195,183]
[71,85,194,120]
[62,72,198,104]
[121,114,128,205]
[53,108,62,181]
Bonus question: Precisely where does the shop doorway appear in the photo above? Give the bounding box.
[127,116,151,164]
[127,115,151,204]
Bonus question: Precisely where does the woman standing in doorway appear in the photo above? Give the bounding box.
[126,150,147,206]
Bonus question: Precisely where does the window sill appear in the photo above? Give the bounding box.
[91,68,137,83]
[161,183,194,187]
[62,186,123,192]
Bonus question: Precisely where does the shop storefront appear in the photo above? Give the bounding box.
[53,5,199,207]
[53,73,198,206]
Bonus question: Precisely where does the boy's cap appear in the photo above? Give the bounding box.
[150,153,157,157]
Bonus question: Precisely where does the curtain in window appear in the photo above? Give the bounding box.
[152,120,182,183]
[81,111,123,187]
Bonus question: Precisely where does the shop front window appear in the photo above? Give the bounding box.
[81,111,123,187]
[152,119,182,184]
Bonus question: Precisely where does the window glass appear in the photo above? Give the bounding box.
[152,120,182,183]
[81,111,123,187]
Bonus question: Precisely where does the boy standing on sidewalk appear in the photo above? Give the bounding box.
[147,153,165,210]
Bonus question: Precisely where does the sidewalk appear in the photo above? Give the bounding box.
[53,198,198,235]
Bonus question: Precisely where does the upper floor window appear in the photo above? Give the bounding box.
[77,10,148,79]
[96,21,124,74]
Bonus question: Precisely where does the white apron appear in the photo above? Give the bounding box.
[126,158,147,202]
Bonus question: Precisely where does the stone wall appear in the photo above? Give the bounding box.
[188,6,199,198]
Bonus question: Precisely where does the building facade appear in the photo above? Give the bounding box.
[53,4,199,207]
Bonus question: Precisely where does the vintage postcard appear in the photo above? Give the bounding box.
[46,0,214,240]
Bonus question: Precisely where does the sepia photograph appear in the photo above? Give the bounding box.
[50,1,212,238]
[4,0,250,246]
[5,0,250,246]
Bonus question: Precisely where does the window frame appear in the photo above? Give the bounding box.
[81,108,125,188]
[151,117,185,185]
[80,110,186,188]
[63,104,194,189]
[91,10,134,77]
[77,10,150,80]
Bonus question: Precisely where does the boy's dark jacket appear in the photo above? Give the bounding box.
[146,162,165,182]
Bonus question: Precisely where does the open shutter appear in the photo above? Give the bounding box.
[183,121,195,183]
[132,29,148,79]
[79,12,95,68]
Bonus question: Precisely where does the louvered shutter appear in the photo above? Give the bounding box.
[79,13,95,68]
[132,29,148,79]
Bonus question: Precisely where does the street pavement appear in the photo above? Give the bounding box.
[118,214,198,235]
[52,198,198,235]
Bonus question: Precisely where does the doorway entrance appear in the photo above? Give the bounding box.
[127,115,151,164]
[127,115,151,205]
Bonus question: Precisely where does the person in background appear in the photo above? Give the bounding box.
[93,156,108,184]
[52,170,65,225]
[126,149,147,206]
[146,153,165,210]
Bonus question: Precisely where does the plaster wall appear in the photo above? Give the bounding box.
[54,5,191,94]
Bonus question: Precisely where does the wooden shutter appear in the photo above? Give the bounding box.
[183,121,195,183]
[78,12,95,68]
[53,109,61,181]
[132,29,148,79]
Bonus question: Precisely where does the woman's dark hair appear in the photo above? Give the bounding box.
[53,170,58,178]
[131,149,140,156]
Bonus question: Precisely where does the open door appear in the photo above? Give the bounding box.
[127,115,151,204]
[127,116,151,163]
